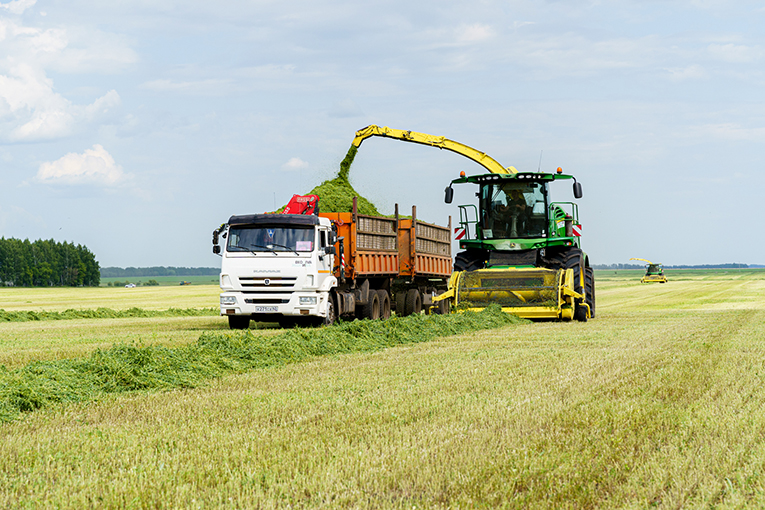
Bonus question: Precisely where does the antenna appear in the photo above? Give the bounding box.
[537,150,543,173]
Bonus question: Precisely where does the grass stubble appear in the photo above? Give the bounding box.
[2,272,765,507]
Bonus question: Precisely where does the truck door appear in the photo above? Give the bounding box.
[318,229,333,281]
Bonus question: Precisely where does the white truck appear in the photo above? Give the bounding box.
[212,199,452,329]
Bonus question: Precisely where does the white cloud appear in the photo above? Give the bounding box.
[707,43,764,64]
[456,23,495,44]
[282,157,309,170]
[0,4,132,141]
[0,0,36,15]
[36,145,127,186]
[664,64,708,82]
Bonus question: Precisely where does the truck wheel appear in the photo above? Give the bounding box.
[320,294,337,326]
[358,291,380,320]
[404,288,422,316]
[395,291,406,316]
[228,315,250,329]
[377,289,391,320]
[435,298,450,315]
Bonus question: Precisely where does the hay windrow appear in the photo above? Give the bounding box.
[0,307,217,323]
[0,306,527,422]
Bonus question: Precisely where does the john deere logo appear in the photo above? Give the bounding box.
[264,279,271,286]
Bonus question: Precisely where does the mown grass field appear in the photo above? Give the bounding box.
[2,269,765,508]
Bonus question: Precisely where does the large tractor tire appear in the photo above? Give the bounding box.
[454,250,486,272]
[228,315,250,329]
[358,291,380,320]
[404,288,422,316]
[562,249,587,322]
[377,289,391,320]
[584,267,595,318]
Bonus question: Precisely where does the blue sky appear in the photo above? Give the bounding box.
[1,0,764,267]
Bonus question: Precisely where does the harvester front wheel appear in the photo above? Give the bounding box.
[454,250,486,272]
[377,289,391,320]
[585,267,595,318]
[564,249,587,322]
[405,288,422,316]
[359,291,380,320]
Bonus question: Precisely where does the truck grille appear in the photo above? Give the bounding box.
[244,298,290,304]
[238,276,297,289]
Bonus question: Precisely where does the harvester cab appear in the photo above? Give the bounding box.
[351,125,594,321]
[629,258,668,283]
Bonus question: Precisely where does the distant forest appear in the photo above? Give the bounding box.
[100,266,219,278]
[594,263,750,270]
[0,238,100,287]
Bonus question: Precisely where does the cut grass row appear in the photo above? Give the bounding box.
[0,306,525,423]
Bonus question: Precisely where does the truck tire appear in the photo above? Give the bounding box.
[228,315,250,329]
[358,291,380,320]
[395,291,406,316]
[320,294,337,326]
[377,289,391,320]
[404,288,422,316]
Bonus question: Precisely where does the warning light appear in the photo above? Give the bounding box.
[460,171,466,177]
[556,167,563,174]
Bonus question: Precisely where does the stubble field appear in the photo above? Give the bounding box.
[1,269,765,508]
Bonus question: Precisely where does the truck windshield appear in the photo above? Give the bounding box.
[227,226,314,253]
[481,181,547,239]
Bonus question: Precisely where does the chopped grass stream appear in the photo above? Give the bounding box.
[0,306,525,422]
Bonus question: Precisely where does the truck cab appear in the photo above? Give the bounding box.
[215,214,337,328]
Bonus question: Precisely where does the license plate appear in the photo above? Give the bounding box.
[254,306,278,313]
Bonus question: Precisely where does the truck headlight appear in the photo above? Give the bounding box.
[299,296,317,305]
[221,296,237,305]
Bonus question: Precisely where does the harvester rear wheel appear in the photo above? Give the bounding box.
[404,288,422,316]
[585,267,595,318]
[359,291,380,320]
[377,289,391,320]
[228,315,250,329]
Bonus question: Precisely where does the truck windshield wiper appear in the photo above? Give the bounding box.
[247,244,277,254]
[267,243,300,255]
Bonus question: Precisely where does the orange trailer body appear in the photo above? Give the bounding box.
[319,201,451,282]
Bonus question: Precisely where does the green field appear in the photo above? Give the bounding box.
[99,274,219,287]
[2,270,765,508]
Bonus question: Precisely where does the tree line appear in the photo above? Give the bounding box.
[100,266,218,278]
[0,238,100,287]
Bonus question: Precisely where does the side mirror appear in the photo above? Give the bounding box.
[444,186,454,204]
[573,182,583,199]
[324,246,336,255]
[212,230,219,245]
[213,245,221,254]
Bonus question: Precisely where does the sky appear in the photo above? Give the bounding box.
[1,0,764,268]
